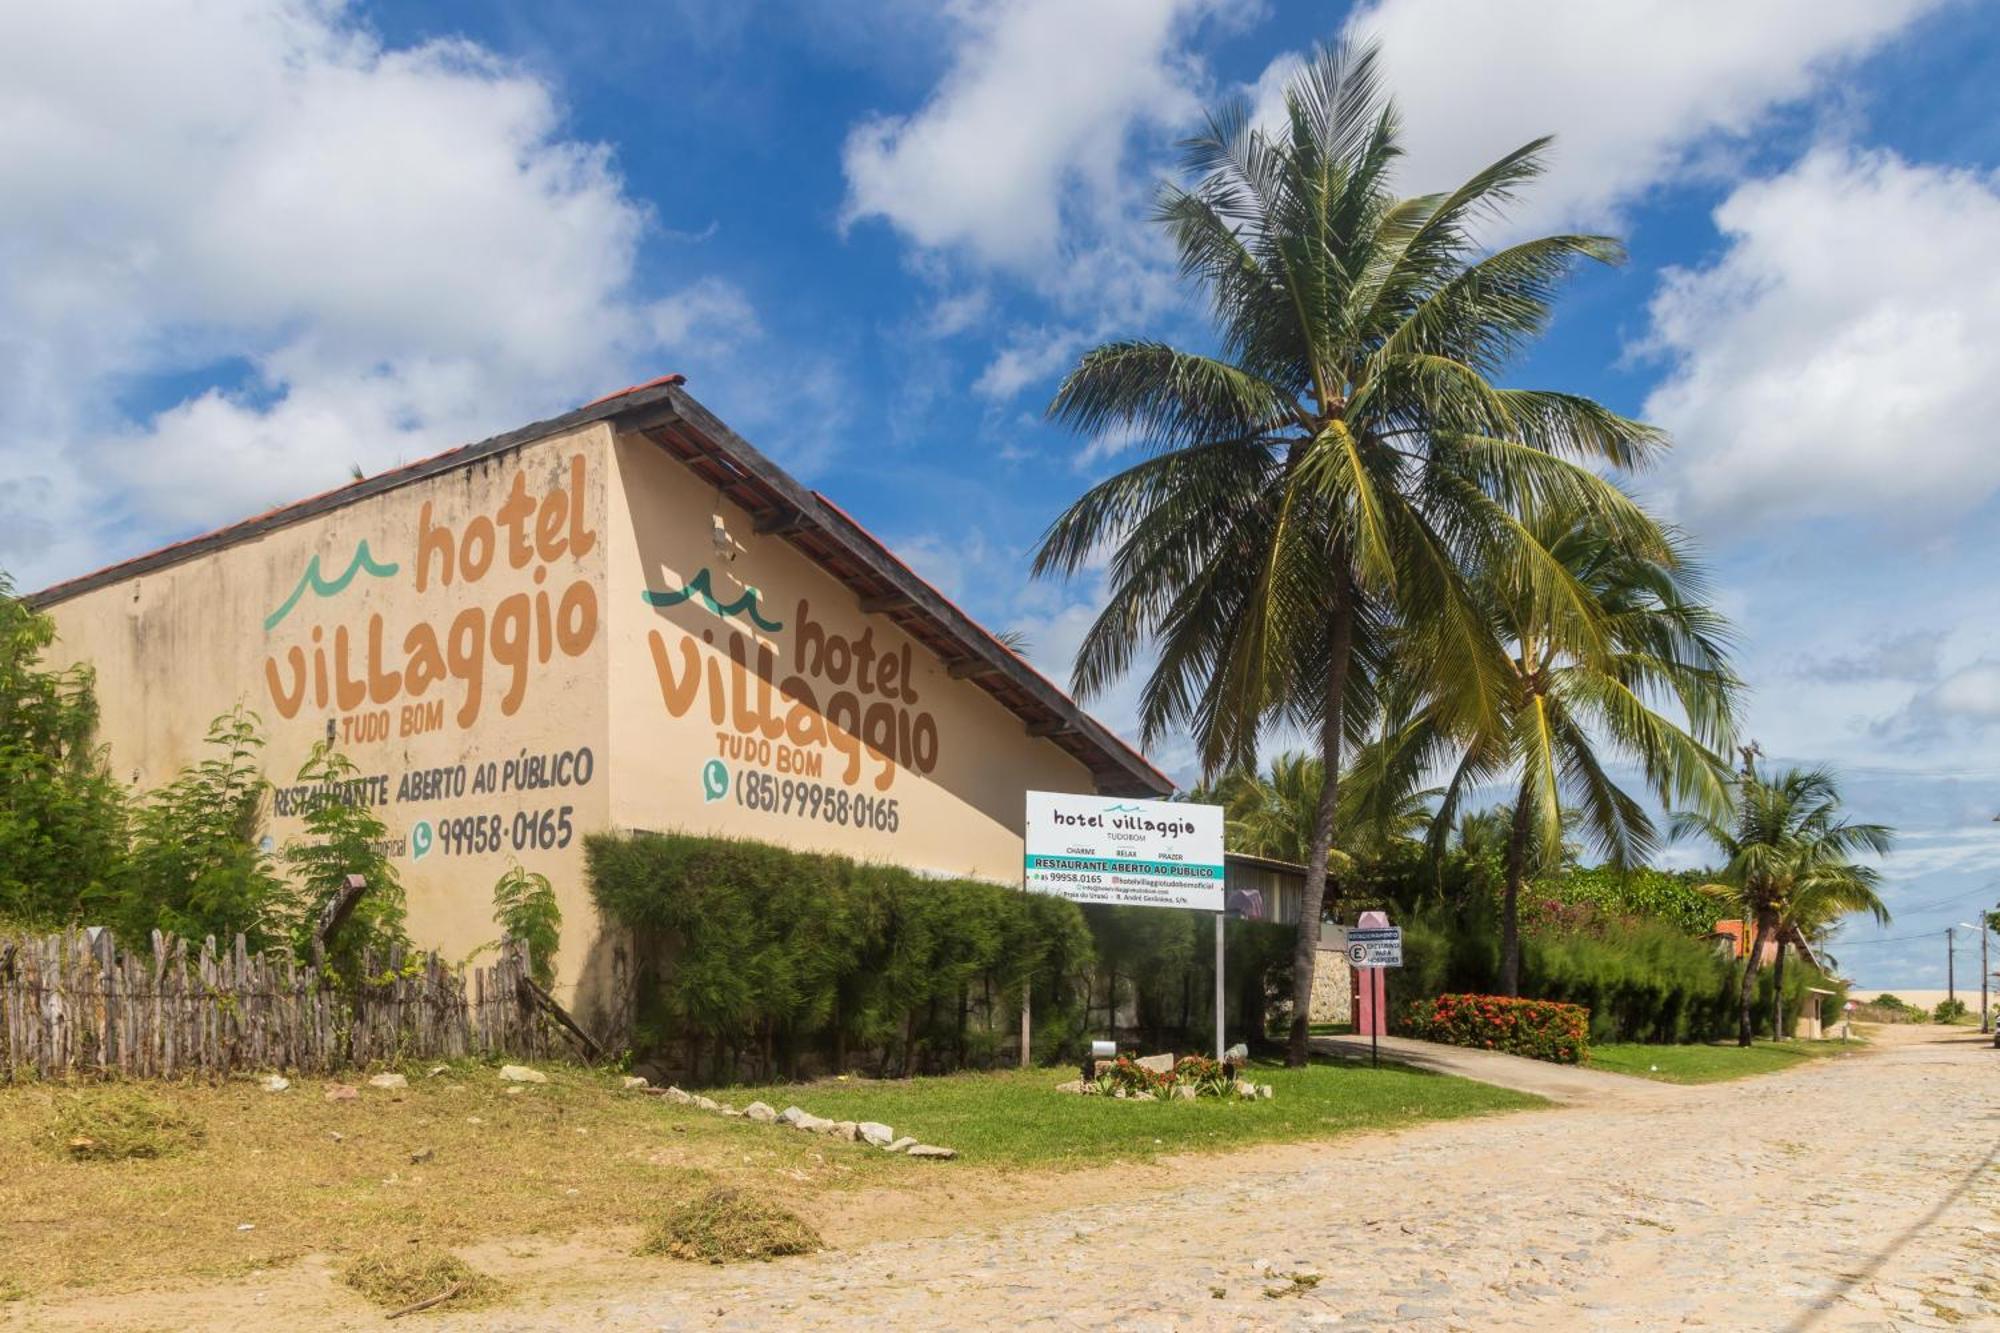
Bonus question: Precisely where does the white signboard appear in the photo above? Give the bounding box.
[1346,926,1403,968]
[1023,791,1224,911]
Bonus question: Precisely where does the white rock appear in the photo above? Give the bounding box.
[720,1104,741,1117]
[1258,1084,1275,1100]
[793,1114,834,1133]
[857,1121,894,1146]
[885,1136,918,1154]
[622,1075,650,1090]
[499,1065,548,1084]
[692,1095,721,1112]
[1174,1084,1197,1101]
[427,1065,449,1078]
[744,1101,778,1123]
[776,1105,807,1126]
[1136,1053,1175,1074]
[905,1144,957,1160]
[1133,1091,1157,1102]
[367,1073,408,1090]
[261,1074,290,1093]
[1053,1079,1085,1094]
[664,1086,694,1104]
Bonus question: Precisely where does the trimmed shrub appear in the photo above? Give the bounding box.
[587,830,1096,1079]
[1403,993,1589,1064]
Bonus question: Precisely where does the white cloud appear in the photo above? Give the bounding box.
[1642,149,2000,529]
[0,0,751,587]
[1325,0,1942,236]
[972,327,1088,401]
[840,0,1218,270]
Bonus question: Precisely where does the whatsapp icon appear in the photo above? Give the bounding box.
[411,820,434,860]
[701,759,729,803]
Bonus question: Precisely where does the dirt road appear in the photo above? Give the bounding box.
[15,1025,1994,1329]
[455,1025,1995,1331]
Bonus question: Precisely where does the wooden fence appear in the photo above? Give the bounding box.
[0,928,560,1080]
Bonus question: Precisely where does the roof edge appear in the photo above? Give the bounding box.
[25,377,687,610]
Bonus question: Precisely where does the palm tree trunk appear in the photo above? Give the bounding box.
[1501,788,1533,998]
[1738,906,1774,1048]
[1287,591,1354,1067]
[1771,936,1788,1041]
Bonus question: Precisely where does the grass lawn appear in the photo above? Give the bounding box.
[1587,1037,1863,1084]
[0,1057,1538,1298]
[723,1056,1540,1168]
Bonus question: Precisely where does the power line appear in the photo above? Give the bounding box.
[1823,928,1962,948]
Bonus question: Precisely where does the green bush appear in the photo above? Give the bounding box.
[1542,865,1723,937]
[1933,997,1969,1024]
[0,573,128,927]
[492,863,562,989]
[97,707,287,949]
[1383,901,1823,1044]
[1402,993,1590,1063]
[587,830,1096,1080]
[282,741,408,981]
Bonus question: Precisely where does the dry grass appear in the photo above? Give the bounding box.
[46,1088,205,1161]
[0,1062,872,1298]
[638,1186,822,1264]
[341,1246,503,1313]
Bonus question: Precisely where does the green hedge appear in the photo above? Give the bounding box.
[1385,904,1828,1044]
[587,831,1096,1081]
[586,831,1298,1082]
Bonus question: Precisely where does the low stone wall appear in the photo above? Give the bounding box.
[1309,946,1353,1025]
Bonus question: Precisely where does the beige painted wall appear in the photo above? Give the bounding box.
[39,421,1119,1026]
[41,425,614,1001]
[601,430,1099,884]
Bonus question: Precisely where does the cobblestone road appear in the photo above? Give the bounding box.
[450,1025,1998,1331]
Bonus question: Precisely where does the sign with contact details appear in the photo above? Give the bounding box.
[1023,791,1224,911]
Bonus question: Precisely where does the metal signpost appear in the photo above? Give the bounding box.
[1023,791,1226,1063]
[1345,924,1403,1067]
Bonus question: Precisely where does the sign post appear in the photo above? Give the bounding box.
[1024,791,1226,1064]
[1344,920,1403,1068]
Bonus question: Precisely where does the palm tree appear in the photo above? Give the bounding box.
[1422,519,1738,995]
[1033,40,1667,1063]
[1218,748,1433,866]
[1673,766,1893,1047]
[1772,867,1890,1039]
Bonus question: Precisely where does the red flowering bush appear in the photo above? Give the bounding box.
[1401,993,1589,1064]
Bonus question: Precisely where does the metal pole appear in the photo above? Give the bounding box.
[1948,927,1956,1005]
[1976,920,1992,1032]
[1214,911,1226,1062]
[1370,973,1379,1069]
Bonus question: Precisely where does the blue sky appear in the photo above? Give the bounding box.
[4,0,1999,988]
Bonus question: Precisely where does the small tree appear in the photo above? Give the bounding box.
[492,863,562,990]
[0,572,128,926]
[283,741,407,981]
[103,707,286,948]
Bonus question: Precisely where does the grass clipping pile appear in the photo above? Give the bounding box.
[640,1186,823,1264]
[49,1089,205,1162]
[342,1248,502,1316]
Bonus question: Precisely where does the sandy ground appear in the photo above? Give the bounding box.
[8,1024,1994,1330]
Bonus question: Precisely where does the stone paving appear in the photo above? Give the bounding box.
[440,1024,1997,1331]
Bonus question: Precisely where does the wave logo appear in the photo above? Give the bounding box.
[1103,803,1143,814]
[265,540,400,631]
[642,566,783,632]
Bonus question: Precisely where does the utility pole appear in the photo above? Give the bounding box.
[1947,926,1957,1005]
[1961,919,1991,1033]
